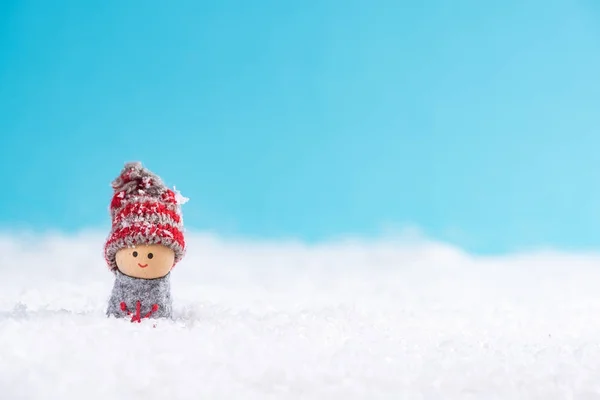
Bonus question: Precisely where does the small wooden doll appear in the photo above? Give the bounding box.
[103,161,186,322]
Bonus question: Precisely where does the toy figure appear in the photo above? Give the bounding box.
[104,161,186,322]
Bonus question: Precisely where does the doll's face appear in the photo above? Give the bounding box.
[115,244,175,279]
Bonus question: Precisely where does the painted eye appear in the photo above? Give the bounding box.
[132,251,138,257]
[148,253,154,259]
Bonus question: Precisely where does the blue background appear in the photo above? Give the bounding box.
[1,0,600,253]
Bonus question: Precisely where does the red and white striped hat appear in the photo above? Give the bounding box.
[104,161,186,271]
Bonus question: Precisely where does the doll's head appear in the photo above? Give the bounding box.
[104,162,186,278]
[114,243,175,279]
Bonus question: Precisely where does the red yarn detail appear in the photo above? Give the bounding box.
[121,169,133,184]
[161,190,177,204]
[120,302,132,315]
[106,224,185,250]
[111,191,125,209]
[130,301,142,323]
[113,201,181,225]
[121,301,159,323]
[144,304,159,319]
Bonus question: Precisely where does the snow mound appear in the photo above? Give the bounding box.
[1,232,600,399]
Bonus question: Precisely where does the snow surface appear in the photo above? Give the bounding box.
[2,232,600,399]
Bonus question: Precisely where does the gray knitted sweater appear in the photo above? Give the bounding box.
[107,270,172,322]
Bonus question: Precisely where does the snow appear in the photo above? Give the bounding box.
[1,232,600,399]
[173,186,189,205]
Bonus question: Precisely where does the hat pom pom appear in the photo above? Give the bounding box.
[111,162,167,197]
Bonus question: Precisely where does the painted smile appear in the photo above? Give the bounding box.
[138,263,148,268]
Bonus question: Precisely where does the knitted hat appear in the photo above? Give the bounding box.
[104,161,186,271]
